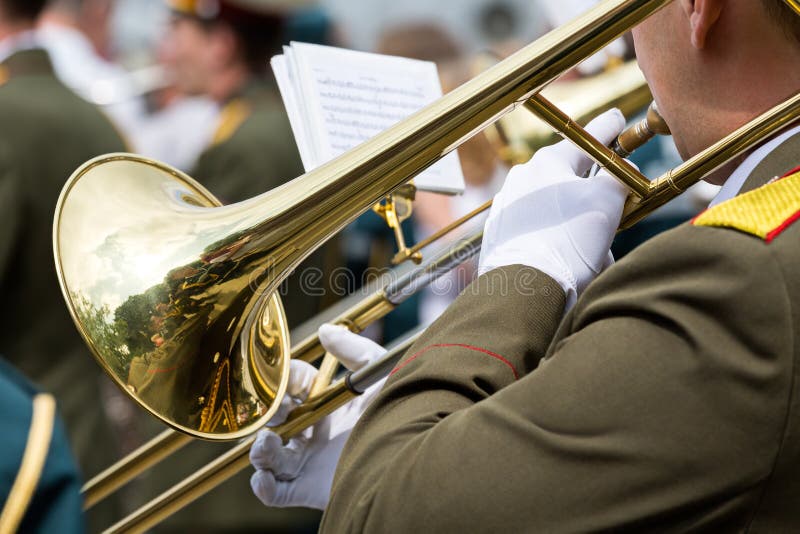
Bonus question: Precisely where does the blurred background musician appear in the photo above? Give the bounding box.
[128,2,327,532]
[36,0,148,145]
[160,0,329,327]
[0,0,128,530]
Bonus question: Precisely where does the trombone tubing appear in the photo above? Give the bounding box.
[392,96,666,265]
[103,89,800,532]
[621,92,800,227]
[82,231,485,509]
[190,0,671,306]
[104,329,425,534]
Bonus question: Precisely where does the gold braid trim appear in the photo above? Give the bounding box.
[693,171,800,241]
[0,394,56,534]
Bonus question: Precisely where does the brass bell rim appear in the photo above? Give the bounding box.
[53,153,291,441]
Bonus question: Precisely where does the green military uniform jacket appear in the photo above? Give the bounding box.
[0,358,84,534]
[322,133,800,532]
[0,49,127,531]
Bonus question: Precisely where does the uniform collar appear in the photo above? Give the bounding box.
[710,124,800,207]
[0,30,40,63]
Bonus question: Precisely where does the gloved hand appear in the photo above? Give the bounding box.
[478,108,629,309]
[538,0,628,75]
[250,324,387,510]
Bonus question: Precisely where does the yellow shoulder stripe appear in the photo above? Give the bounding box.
[693,170,800,242]
[0,394,56,534]
[212,99,251,146]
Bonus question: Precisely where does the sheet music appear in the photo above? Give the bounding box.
[272,42,465,194]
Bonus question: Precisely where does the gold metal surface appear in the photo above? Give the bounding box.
[106,330,423,534]
[57,0,669,442]
[54,155,290,440]
[54,0,800,528]
[82,430,193,509]
[392,93,664,265]
[525,94,652,197]
[105,380,356,534]
[372,184,422,264]
[486,59,652,165]
[621,92,800,227]
[613,102,670,157]
[81,288,395,507]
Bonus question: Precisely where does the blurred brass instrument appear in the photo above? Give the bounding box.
[53,0,800,531]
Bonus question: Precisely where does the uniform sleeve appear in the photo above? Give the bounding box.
[321,224,793,532]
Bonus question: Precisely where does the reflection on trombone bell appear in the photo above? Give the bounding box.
[51,0,800,530]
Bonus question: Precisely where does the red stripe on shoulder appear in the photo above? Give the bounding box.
[390,343,519,380]
[766,209,800,242]
[781,165,800,178]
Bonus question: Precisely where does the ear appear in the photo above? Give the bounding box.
[681,0,724,49]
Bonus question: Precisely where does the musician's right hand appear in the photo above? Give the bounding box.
[478,108,628,309]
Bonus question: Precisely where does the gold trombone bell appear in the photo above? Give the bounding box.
[55,0,678,440]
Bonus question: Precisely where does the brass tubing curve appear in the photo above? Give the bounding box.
[392,201,491,265]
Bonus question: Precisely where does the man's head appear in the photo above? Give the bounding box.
[162,0,294,100]
[632,0,800,170]
[40,0,115,58]
[0,0,47,25]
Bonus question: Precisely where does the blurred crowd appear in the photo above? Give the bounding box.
[0,0,706,532]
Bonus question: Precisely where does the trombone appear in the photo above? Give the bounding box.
[53,0,800,531]
[79,58,659,511]
[81,63,664,512]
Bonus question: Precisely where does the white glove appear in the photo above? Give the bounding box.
[478,108,629,309]
[250,324,387,510]
[538,0,627,75]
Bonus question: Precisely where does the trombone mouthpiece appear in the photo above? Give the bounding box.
[612,101,671,157]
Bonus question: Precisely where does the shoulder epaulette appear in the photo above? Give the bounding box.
[0,394,55,533]
[693,168,800,242]
[212,99,252,146]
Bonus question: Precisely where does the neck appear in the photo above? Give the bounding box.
[677,5,800,174]
[207,61,251,103]
[37,10,80,30]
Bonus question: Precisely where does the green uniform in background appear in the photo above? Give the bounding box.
[0,357,84,534]
[322,135,800,531]
[0,49,127,532]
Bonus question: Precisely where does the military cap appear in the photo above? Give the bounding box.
[168,0,314,21]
